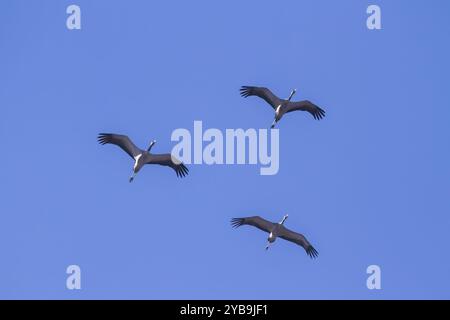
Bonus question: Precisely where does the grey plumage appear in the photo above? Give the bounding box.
[98,133,189,180]
[240,86,325,128]
[231,215,318,259]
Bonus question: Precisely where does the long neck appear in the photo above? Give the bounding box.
[147,142,155,152]
[288,91,295,101]
[279,216,288,225]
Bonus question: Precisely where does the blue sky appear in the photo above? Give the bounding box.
[1,0,449,299]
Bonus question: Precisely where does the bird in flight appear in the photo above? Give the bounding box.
[240,86,326,128]
[98,133,189,182]
[231,214,319,258]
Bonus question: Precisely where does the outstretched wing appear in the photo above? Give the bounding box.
[278,226,319,259]
[146,154,189,178]
[240,86,282,110]
[231,216,275,233]
[285,100,326,120]
[98,133,142,159]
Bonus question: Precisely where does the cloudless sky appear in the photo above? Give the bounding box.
[1,0,450,299]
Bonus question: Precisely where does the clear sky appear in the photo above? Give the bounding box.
[1,0,449,299]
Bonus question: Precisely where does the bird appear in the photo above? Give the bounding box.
[231,214,319,258]
[98,133,189,182]
[240,86,326,128]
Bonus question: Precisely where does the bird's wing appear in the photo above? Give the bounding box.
[145,154,189,178]
[97,133,142,159]
[240,86,283,110]
[285,100,326,120]
[278,226,319,259]
[231,216,276,233]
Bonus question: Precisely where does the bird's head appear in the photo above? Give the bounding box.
[147,140,156,152]
[280,214,289,225]
[288,89,297,101]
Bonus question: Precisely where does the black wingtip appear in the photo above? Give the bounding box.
[97,133,111,145]
[176,163,189,178]
[314,107,326,121]
[307,246,319,259]
[231,218,245,228]
[239,86,252,98]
